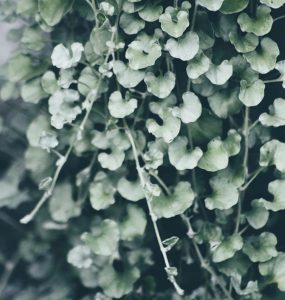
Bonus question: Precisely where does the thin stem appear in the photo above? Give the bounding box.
[243,107,249,173]
[274,15,285,22]
[239,167,265,192]
[248,119,260,131]
[263,77,283,84]
[234,194,242,234]
[190,0,198,32]
[124,123,184,296]
[149,171,171,196]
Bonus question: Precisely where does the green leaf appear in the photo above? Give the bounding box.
[119,204,147,241]
[98,264,140,298]
[238,5,273,36]
[90,26,112,55]
[259,253,285,291]
[208,87,242,118]
[194,220,223,244]
[165,31,199,61]
[138,2,163,22]
[239,79,265,106]
[119,12,145,35]
[186,51,211,79]
[162,236,179,252]
[26,114,51,147]
[220,0,249,14]
[259,98,285,127]
[159,6,189,38]
[223,129,241,156]
[168,136,203,170]
[260,0,285,8]
[259,140,285,172]
[41,71,58,94]
[243,232,278,263]
[49,183,80,223]
[229,30,259,53]
[108,91,137,118]
[98,149,125,171]
[117,177,144,201]
[197,0,224,11]
[126,32,162,70]
[244,37,279,74]
[81,219,119,256]
[21,27,45,51]
[144,71,175,99]
[39,0,73,26]
[113,60,144,88]
[205,175,239,210]
[152,182,195,219]
[51,43,84,69]
[172,91,202,123]
[67,245,93,269]
[39,131,59,151]
[246,199,269,229]
[212,234,243,263]
[198,139,229,172]
[21,78,48,104]
[205,60,233,85]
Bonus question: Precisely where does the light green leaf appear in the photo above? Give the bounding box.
[198,139,229,172]
[39,131,58,151]
[49,183,80,223]
[123,0,145,13]
[205,175,239,210]
[197,0,224,11]
[259,140,285,172]
[144,71,175,99]
[119,12,145,35]
[98,264,140,298]
[246,199,269,229]
[259,253,285,291]
[194,221,223,244]
[243,232,278,263]
[212,234,243,263]
[26,115,50,147]
[108,91,137,118]
[186,51,211,79]
[238,5,273,36]
[21,27,45,51]
[260,0,285,8]
[244,37,279,74]
[67,245,93,269]
[220,0,249,14]
[41,71,58,94]
[90,26,112,55]
[138,2,163,22]
[172,91,202,123]
[229,30,259,53]
[152,182,195,219]
[165,31,199,61]
[98,149,125,171]
[21,78,48,104]
[208,87,242,118]
[51,43,84,69]
[126,32,162,70]
[119,204,147,240]
[159,6,189,38]
[239,79,265,106]
[117,177,144,201]
[113,60,144,88]
[39,0,73,26]
[259,98,285,127]
[168,136,203,170]
[205,60,233,85]
[81,219,119,256]
[223,129,241,156]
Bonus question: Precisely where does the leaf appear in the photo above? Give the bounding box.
[244,37,279,74]
[229,29,259,53]
[21,27,45,51]
[239,79,265,106]
[168,136,203,170]
[138,2,163,22]
[220,0,249,14]
[51,43,84,69]
[67,245,93,269]
[259,98,285,127]
[98,149,125,171]
[39,0,73,26]
[259,140,285,172]
[21,78,48,104]
[159,6,189,38]
[246,199,269,229]
[172,91,202,123]
[186,51,211,79]
[212,234,243,263]
[113,60,144,88]
[26,115,50,147]
[259,253,285,291]
[39,131,59,151]
[165,31,199,61]
[144,71,175,99]
[117,177,144,201]
[98,264,140,298]
[238,5,273,36]
[119,205,147,241]
[108,91,137,118]
[260,0,285,8]
[243,232,278,263]
[162,236,179,252]
[205,60,233,85]
[198,139,229,172]
[197,0,224,11]
[126,32,162,70]
[49,183,81,223]
[223,129,241,156]
[119,12,145,35]
[205,175,239,210]
[81,219,119,256]
[41,71,58,94]
[90,26,112,55]
[208,87,242,118]
[152,182,195,219]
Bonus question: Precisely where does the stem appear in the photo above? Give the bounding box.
[234,194,242,234]
[149,171,171,196]
[263,77,283,84]
[124,124,184,296]
[248,119,260,131]
[274,15,285,22]
[190,0,198,32]
[243,107,249,174]
[239,167,265,192]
